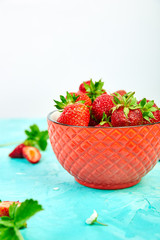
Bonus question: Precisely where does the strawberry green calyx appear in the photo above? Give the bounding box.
[111,92,139,117]
[84,79,106,102]
[54,92,80,110]
[23,124,49,151]
[99,113,112,126]
[138,98,158,122]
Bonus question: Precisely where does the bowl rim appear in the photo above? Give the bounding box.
[47,110,160,129]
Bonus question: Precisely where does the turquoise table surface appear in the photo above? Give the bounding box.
[0,119,160,240]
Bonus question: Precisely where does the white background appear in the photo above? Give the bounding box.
[0,0,160,118]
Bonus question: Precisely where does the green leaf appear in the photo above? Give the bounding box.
[84,82,91,92]
[113,96,121,104]
[90,79,95,91]
[14,227,24,240]
[24,130,31,137]
[24,125,49,151]
[0,216,11,221]
[143,116,150,122]
[111,106,117,113]
[84,79,105,102]
[0,227,23,240]
[60,95,67,103]
[30,125,40,136]
[9,202,19,219]
[145,100,154,109]
[149,107,157,112]
[147,112,155,119]
[38,138,47,151]
[130,97,137,106]
[14,199,43,229]
[0,219,14,228]
[124,107,129,117]
[140,98,147,108]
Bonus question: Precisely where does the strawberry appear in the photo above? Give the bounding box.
[22,146,41,164]
[111,108,143,127]
[79,80,91,93]
[95,113,112,127]
[111,92,143,127]
[0,201,21,217]
[137,99,158,108]
[96,123,110,127]
[57,103,90,126]
[68,92,92,106]
[9,144,25,158]
[143,110,160,124]
[112,90,126,96]
[91,93,115,122]
[89,113,99,126]
[79,79,106,102]
[138,98,160,124]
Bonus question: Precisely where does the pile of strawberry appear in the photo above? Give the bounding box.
[54,79,160,127]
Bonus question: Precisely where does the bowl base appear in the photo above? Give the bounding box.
[75,178,141,190]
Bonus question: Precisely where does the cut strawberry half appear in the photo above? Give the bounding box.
[0,201,21,217]
[22,146,41,164]
[9,144,25,158]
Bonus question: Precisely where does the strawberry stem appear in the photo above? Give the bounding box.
[0,141,22,147]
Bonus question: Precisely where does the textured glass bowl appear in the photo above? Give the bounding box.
[48,111,160,190]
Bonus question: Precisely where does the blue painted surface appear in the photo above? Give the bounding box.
[0,119,160,240]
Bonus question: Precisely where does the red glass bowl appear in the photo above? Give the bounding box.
[47,111,160,190]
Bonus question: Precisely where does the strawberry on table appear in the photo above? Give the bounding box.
[22,146,41,164]
[0,201,21,217]
[91,93,115,122]
[8,124,48,164]
[111,92,143,127]
[9,144,25,158]
[0,199,43,239]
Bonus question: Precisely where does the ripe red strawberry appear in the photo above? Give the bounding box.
[143,110,160,124]
[68,92,92,106]
[89,118,98,126]
[111,107,143,127]
[0,201,21,217]
[137,99,158,108]
[112,90,126,96]
[95,113,112,127]
[111,91,143,127]
[22,146,41,164]
[138,98,159,124]
[79,80,91,93]
[57,103,90,126]
[92,94,115,122]
[79,79,106,102]
[96,123,110,127]
[89,113,99,126]
[9,144,25,158]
